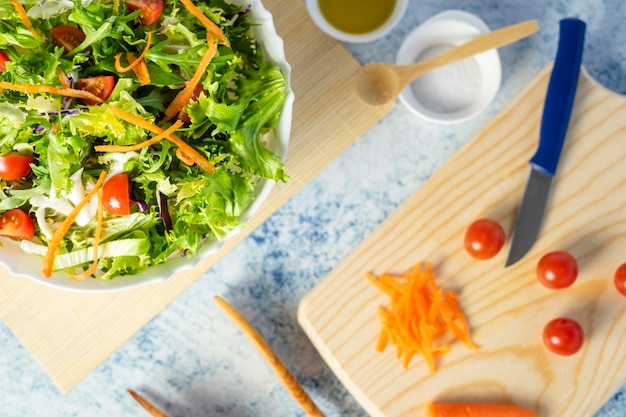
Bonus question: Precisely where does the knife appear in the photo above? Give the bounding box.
[505,18,586,267]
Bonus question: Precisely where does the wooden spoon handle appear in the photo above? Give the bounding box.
[395,19,540,85]
[214,296,326,417]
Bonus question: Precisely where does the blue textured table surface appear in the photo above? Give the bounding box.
[2,1,626,416]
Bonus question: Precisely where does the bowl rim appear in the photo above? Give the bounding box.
[396,10,502,124]
[0,0,295,293]
[304,0,408,43]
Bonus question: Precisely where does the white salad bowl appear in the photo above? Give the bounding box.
[0,0,294,293]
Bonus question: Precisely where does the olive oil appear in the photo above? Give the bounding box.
[318,0,396,34]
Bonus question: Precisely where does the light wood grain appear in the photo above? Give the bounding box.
[298,66,626,417]
[0,0,393,393]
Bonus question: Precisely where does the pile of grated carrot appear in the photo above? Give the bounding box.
[366,262,479,373]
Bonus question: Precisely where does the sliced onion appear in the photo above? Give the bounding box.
[132,199,148,212]
[65,169,96,226]
[30,195,74,240]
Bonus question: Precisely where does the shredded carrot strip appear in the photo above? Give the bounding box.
[375,323,389,352]
[42,172,107,278]
[122,52,152,85]
[160,33,217,125]
[95,119,184,152]
[366,262,479,374]
[180,0,228,44]
[71,187,104,281]
[381,273,406,293]
[11,1,46,41]
[366,272,396,297]
[114,32,152,73]
[109,106,214,174]
[0,81,102,103]
[134,56,151,85]
[176,147,194,166]
[56,68,71,89]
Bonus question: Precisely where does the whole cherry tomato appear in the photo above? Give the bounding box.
[102,173,131,215]
[614,263,626,297]
[0,209,34,241]
[536,251,578,289]
[543,317,584,356]
[0,155,34,181]
[464,218,505,260]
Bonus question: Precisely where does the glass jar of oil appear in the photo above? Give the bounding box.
[317,0,396,34]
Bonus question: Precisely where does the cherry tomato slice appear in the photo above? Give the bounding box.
[103,173,131,215]
[0,209,34,241]
[125,0,164,25]
[0,51,10,72]
[50,26,86,52]
[77,76,115,105]
[0,155,34,181]
[464,218,505,260]
[543,317,584,356]
[536,251,578,289]
[614,263,626,297]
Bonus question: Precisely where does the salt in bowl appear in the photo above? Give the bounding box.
[396,10,502,124]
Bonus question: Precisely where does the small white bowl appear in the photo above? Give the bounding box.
[305,0,408,43]
[397,10,502,124]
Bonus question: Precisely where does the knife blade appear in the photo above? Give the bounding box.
[505,18,586,267]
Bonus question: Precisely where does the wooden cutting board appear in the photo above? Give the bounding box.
[298,66,626,417]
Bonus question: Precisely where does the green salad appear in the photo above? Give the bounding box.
[0,0,289,280]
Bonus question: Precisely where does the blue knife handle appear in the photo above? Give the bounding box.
[529,18,586,176]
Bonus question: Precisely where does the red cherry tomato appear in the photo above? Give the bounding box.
[50,26,86,52]
[0,155,34,181]
[0,51,10,72]
[125,0,164,25]
[543,317,584,356]
[536,251,578,289]
[0,209,34,241]
[77,76,115,105]
[614,263,626,297]
[103,173,131,215]
[464,218,505,260]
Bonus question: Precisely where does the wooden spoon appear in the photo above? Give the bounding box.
[354,19,539,106]
[214,295,326,417]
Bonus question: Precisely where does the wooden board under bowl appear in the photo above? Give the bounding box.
[298,66,626,417]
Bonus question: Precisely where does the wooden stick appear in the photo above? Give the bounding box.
[127,389,169,417]
[214,296,326,417]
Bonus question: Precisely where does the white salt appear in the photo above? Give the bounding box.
[410,44,482,113]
